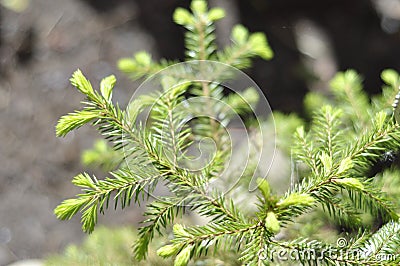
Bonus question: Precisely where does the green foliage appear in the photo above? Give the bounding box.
[118,51,177,81]
[0,0,30,13]
[54,0,400,265]
[46,226,241,266]
[45,227,172,266]
[81,139,123,172]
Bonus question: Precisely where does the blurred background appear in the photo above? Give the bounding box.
[1,0,400,264]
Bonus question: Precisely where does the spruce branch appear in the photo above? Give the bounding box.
[56,69,130,150]
[239,225,269,265]
[54,1,400,265]
[217,24,273,69]
[330,70,370,128]
[134,196,188,260]
[54,169,164,233]
[293,126,319,175]
[286,110,400,226]
[337,221,400,265]
[118,51,177,81]
[319,195,362,229]
[173,0,221,61]
[359,220,400,261]
[165,221,262,261]
[345,179,398,221]
[310,105,344,159]
[191,191,246,222]
[372,69,400,112]
[344,112,400,176]
[269,238,338,266]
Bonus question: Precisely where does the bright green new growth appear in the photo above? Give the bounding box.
[55,1,400,265]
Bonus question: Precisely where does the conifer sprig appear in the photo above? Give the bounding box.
[54,1,400,265]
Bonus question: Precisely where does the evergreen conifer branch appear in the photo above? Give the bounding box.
[372,69,400,112]
[54,169,164,233]
[269,239,338,265]
[239,226,269,265]
[334,221,400,265]
[342,179,397,221]
[330,69,370,129]
[360,220,400,260]
[320,195,362,229]
[56,68,242,240]
[118,51,177,81]
[191,192,246,222]
[54,1,400,265]
[163,221,262,264]
[56,69,132,150]
[81,139,124,172]
[343,112,400,179]
[134,196,188,260]
[173,1,220,61]
[310,105,344,159]
[293,126,319,175]
[285,107,400,227]
[217,24,274,69]
[149,80,192,167]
